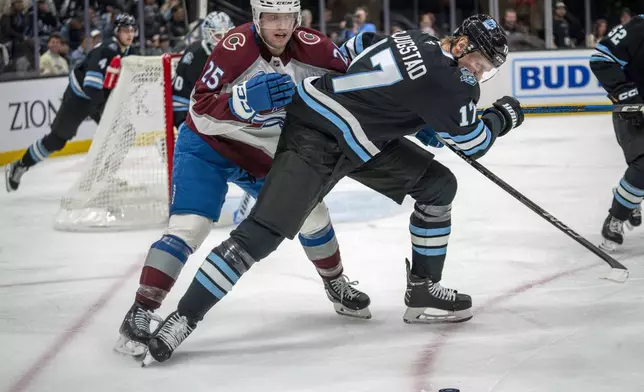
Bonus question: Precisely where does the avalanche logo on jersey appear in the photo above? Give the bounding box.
[223,33,246,51]
[459,67,477,86]
[298,31,321,45]
[182,52,194,65]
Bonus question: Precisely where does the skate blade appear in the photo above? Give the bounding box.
[403,307,473,324]
[333,303,372,319]
[141,352,155,368]
[625,221,641,231]
[605,268,629,283]
[599,239,618,253]
[5,165,13,193]
[113,336,148,358]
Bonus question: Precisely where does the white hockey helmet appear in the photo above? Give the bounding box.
[201,11,235,49]
[251,0,301,32]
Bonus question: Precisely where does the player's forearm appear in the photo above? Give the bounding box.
[590,60,632,98]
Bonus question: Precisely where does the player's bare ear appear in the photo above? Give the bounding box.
[455,36,469,54]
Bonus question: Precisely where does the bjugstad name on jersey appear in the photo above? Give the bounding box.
[392,31,427,80]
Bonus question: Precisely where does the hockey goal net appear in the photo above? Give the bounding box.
[54,54,181,231]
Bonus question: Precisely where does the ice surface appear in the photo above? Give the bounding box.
[1,115,642,392]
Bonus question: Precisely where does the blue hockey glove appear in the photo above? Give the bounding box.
[416,128,444,148]
[229,72,295,121]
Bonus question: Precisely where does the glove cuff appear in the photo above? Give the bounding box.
[483,108,510,136]
[230,81,257,121]
[610,84,643,104]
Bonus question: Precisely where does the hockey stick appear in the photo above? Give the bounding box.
[443,144,629,283]
[477,103,644,116]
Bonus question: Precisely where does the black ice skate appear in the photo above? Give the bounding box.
[142,311,197,366]
[5,161,28,192]
[626,206,642,230]
[600,214,625,252]
[403,259,472,324]
[323,275,371,319]
[114,302,162,357]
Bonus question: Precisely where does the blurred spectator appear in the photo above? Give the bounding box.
[161,0,179,21]
[144,0,159,16]
[87,7,101,30]
[553,2,573,48]
[301,9,312,29]
[100,7,122,39]
[329,30,339,45]
[158,34,170,53]
[39,32,68,75]
[324,8,332,24]
[0,0,27,59]
[11,37,34,72]
[168,5,186,45]
[69,29,99,67]
[143,6,162,40]
[339,5,375,42]
[420,12,440,37]
[620,8,633,25]
[146,33,162,55]
[503,8,544,50]
[502,9,527,34]
[56,0,84,21]
[586,18,607,48]
[26,0,60,48]
[60,11,84,50]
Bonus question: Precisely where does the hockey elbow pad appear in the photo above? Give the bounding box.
[229,72,295,122]
[103,56,121,90]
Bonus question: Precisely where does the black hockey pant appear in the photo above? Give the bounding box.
[230,116,457,281]
[20,86,103,167]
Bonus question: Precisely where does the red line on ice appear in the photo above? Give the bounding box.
[412,264,597,392]
[6,259,142,392]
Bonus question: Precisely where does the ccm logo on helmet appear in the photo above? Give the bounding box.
[297,31,321,45]
[223,33,246,50]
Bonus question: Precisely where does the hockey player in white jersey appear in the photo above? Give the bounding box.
[115,0,371,357]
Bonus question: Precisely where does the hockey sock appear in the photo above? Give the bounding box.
[20,139,52,168]
[177,238,256,322]
[298,222,343,279]
[610,165,644,221]
[136,235,192,310]
[409,203,451,282]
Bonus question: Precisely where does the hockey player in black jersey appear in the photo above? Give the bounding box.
[171,11,234,127]
[590,14,644,251]
[4,14,138,193]
[143,14,525,364]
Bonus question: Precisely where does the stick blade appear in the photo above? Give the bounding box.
[605,268,629,283]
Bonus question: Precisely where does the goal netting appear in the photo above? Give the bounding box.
[54,54,179,231]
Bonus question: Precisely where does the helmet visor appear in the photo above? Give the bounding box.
[461,50,499,83]
[258,12,298,30]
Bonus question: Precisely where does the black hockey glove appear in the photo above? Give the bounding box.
[609,84,644,128]
[485,96,524,137]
